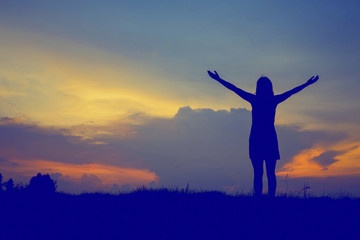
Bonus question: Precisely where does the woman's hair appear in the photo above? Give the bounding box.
[256,76,274,97]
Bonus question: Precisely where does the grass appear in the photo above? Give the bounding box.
[0,188,359,240]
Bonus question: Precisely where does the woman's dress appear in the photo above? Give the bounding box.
[248,97,280,161]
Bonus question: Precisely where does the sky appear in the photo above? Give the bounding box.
[0,0,360,195]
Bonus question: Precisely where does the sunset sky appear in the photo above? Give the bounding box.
[1,0,360,195]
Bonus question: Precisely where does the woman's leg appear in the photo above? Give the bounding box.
[265,159,277,197]
[251,158,264,196]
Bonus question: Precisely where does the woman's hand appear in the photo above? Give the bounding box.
[207,70,221,81]
[307,75,319,85]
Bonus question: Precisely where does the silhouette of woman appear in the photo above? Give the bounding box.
[208,71,319,196]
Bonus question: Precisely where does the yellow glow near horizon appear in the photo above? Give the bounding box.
[0,28,198,127]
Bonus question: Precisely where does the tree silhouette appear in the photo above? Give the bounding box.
[28,173,56,193]
[0,173,3,192]
[4,178,14,192]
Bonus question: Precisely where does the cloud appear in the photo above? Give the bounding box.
[0,117,23,124]
[278,141,360,178]
[0,120,158,193]
[0,120,142,167]
[0,107,357,195]
[311,150,341,169]
[108,106,347,193]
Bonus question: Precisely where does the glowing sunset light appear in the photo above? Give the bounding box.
[278,141,360,178]
[277,147,325,177]
[0,158,159,189]
[0,29,185,126]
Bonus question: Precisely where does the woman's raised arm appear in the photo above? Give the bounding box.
[275,75,319,104]
[208,70,255,103]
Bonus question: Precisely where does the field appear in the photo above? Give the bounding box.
[1,189,359,240]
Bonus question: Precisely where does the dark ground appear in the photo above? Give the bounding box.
[1,189,359,240]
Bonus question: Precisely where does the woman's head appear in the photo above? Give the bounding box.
[256,76,274,97]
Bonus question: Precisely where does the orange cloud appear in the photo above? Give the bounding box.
[277,141,360,178]
[0,158,159,190]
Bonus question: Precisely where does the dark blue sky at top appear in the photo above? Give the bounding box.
[1,0,359,82]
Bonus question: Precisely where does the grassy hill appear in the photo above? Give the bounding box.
[1,189,359,240]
